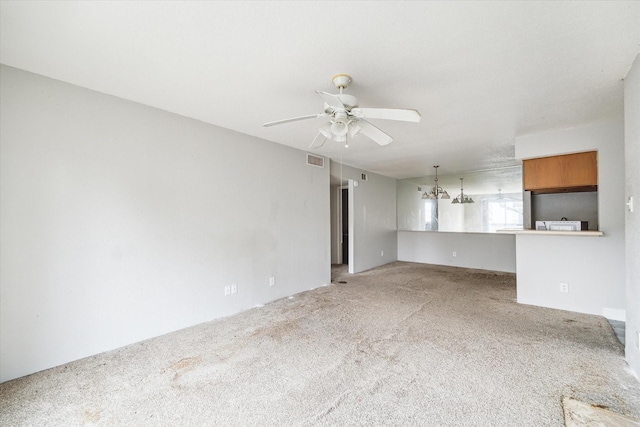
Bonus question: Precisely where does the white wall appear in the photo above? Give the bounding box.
[624,54,640,375]
[398,231,516,273]
[396,179,425,231]
[329,161,397,273]
[0,65,331,382]
[514,120,625,319]
[438,201,466,232]
[396,172,518,273]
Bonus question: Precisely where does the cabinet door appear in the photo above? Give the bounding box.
[523,151,597,191]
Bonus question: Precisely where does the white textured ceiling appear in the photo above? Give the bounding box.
[1,1,639,179]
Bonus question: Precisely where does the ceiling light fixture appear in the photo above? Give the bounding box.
[327,113,357,148]
[330,112,349,136]
[264,73,420,150]
[422,166,450,200]
[451,178,474,204]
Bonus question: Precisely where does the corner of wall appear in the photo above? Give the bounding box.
[624,54,640,377]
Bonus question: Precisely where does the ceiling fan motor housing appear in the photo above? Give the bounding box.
[324,94,359,113]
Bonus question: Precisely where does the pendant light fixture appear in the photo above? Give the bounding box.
[422,165,450,200]
[452,177,474,204]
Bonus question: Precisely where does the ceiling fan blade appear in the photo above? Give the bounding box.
[316,91,345,110]
[351,107,421,122]
[263,113,326,127]
[309,132,327,149]
[358,120,394,146]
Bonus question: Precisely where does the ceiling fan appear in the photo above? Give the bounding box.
[263,74,421,149]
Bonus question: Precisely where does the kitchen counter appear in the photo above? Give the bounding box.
[496,229,604,237]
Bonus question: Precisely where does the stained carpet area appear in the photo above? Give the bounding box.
[1,262,639,426]
[563,397,640,427]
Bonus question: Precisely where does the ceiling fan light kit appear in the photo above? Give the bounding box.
[263,74,421,149]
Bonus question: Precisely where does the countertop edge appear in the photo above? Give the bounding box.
[496,229,604,237]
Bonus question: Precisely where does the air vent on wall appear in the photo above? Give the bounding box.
[306,153,325,168]
[361,173,368,181]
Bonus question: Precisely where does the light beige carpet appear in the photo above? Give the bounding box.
[1,262,639,426]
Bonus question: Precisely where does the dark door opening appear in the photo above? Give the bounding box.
[342,188,349,264]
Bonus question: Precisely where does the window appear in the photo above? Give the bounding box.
[424,200,438,231]
[483,198,523,232]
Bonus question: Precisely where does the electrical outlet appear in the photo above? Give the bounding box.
[269,276,275,287]
[224,285,231,296]
[637,331,640,350]
[452,251,457,257]
[381,250,384,257]
[559,282,569,293]
[231,284,237,294]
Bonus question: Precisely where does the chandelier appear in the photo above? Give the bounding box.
[422,166,450,200]
[451,178,474,204]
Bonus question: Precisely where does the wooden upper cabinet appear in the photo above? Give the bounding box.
[523,151,597,192]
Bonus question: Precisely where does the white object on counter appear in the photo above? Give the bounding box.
[535,221,588,231]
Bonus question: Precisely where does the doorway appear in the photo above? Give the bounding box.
[341,188,349,264]
[330,181,350,267]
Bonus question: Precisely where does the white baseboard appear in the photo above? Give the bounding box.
[602,308,626,321]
